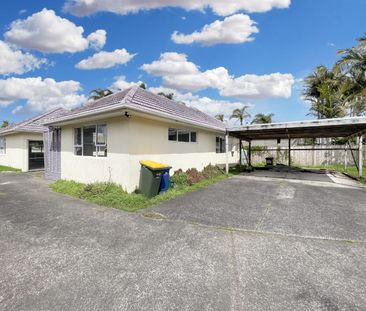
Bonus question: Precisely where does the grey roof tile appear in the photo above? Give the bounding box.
[0,108,69,135]
[46,86,225,131]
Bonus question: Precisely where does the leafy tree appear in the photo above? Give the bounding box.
[230,106,251,125]
[88,88,113,100]
[139,82,147,89]
[158,92,174,100]
[251,113,274,124]
[1,120,9,128]
[215,114,225,122]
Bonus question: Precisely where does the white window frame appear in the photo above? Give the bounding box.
[168,128,197,143]
[73,124,107,157]
[0,137,6,155]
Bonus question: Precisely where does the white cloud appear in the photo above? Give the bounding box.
[76,49,135,70]
[0,41,47,75]
[87,29,107,49]
[110,76,144,91]
[172,14,258,46]
[0,77,86,112]
[64,0,291,16]
[4,8,107,53]
[142,52,294,99]
[149,86,251,120]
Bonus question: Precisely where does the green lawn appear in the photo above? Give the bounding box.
[0,165,21,172]
[302,164,366,184]
[51,174,229,212]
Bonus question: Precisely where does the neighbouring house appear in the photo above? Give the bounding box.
[44,86,239,192]
[0,108,68,172]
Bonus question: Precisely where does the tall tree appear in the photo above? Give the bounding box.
[303,66,346,119]
[1,120,9,128]
[230,106,251,125]
[335,35,366,116]
[88,88,113,100]
[251,113,274,124]
[139,82,147,89]
[215,114,225,122]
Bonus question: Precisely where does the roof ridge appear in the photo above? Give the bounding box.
[123,85,139,104]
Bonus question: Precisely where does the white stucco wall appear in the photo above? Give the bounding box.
[0,133,43,171]
[60,115,239,192]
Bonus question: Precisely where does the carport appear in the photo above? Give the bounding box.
[225,116,366,177]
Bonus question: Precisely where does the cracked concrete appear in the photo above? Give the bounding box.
[1,172,366,310]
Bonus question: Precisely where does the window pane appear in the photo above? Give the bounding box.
[216,136,225,153]
[83,126,96,156]
[75,146,82,156]
[96,125,107,145]
[74,128,82,146]
[190,132,197,142]
[0,138,5,154]
[178,130,190,142]
[97,146,107,157]
[168,128,177,141]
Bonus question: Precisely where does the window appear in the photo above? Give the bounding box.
[0,137,5,155]
[168,128,197,143]
[74,124,107,157]
[216,136,226,153]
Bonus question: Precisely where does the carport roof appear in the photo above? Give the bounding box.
[228,116,366,140]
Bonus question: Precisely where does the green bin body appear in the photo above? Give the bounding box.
[139,165,164,197]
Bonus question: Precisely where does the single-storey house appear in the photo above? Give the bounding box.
[0,108,67,172]
[44,86,239,192]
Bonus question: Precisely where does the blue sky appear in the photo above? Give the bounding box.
[0,0,365,124]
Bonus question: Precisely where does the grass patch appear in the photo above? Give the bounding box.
[302,164,366,184]
[50,173,229,212]
[0,165,21,172]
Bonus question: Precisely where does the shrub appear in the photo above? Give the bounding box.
[186,168,205,185]
[202,164,224,179]
[171,169,189,186]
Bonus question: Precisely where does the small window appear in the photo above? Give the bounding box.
[0,137,6,155]
[168,128,177,141]
[74,125,107,157]
[168,128,197,143]
[178,130,190,142]
[216,136,226,153]
[190,132,197,142]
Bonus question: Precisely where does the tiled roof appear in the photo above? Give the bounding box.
[45,87,225,131]
[0,108,68,135]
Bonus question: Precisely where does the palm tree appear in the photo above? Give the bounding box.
[334,36,366,116]
[230,106,251,125]
[158,92,174,100]
[215,114,225,122]
[1,120,9,128]
[251,113,274,124]
[88,88,113,100]
[303,66,346,119]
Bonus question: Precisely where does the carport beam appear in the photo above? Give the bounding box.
[359,135,363,178]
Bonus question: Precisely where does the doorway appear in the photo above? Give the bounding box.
[28,140,44,170]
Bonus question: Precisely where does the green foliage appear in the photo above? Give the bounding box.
[215,114,225,122]
[158,92,174,100]
[51,172,230,212]
[1,120,9,128]
[251,113,274,124]
[0,165,21,172]
[202,164,224,179]
[88,88,113,100]
[170,169,188,186]
[139,82,146,89]
[230,106,251,125]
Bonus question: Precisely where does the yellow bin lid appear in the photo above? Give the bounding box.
[140,160,171,170]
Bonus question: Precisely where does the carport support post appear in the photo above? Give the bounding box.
[288,138,291,167]
[225,132,229,174]
[248,140,252,167]
[358,135,363,178]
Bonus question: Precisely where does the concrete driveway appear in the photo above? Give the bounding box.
[1,172,366,310]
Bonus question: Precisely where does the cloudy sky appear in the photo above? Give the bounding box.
[0,0,365,124]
